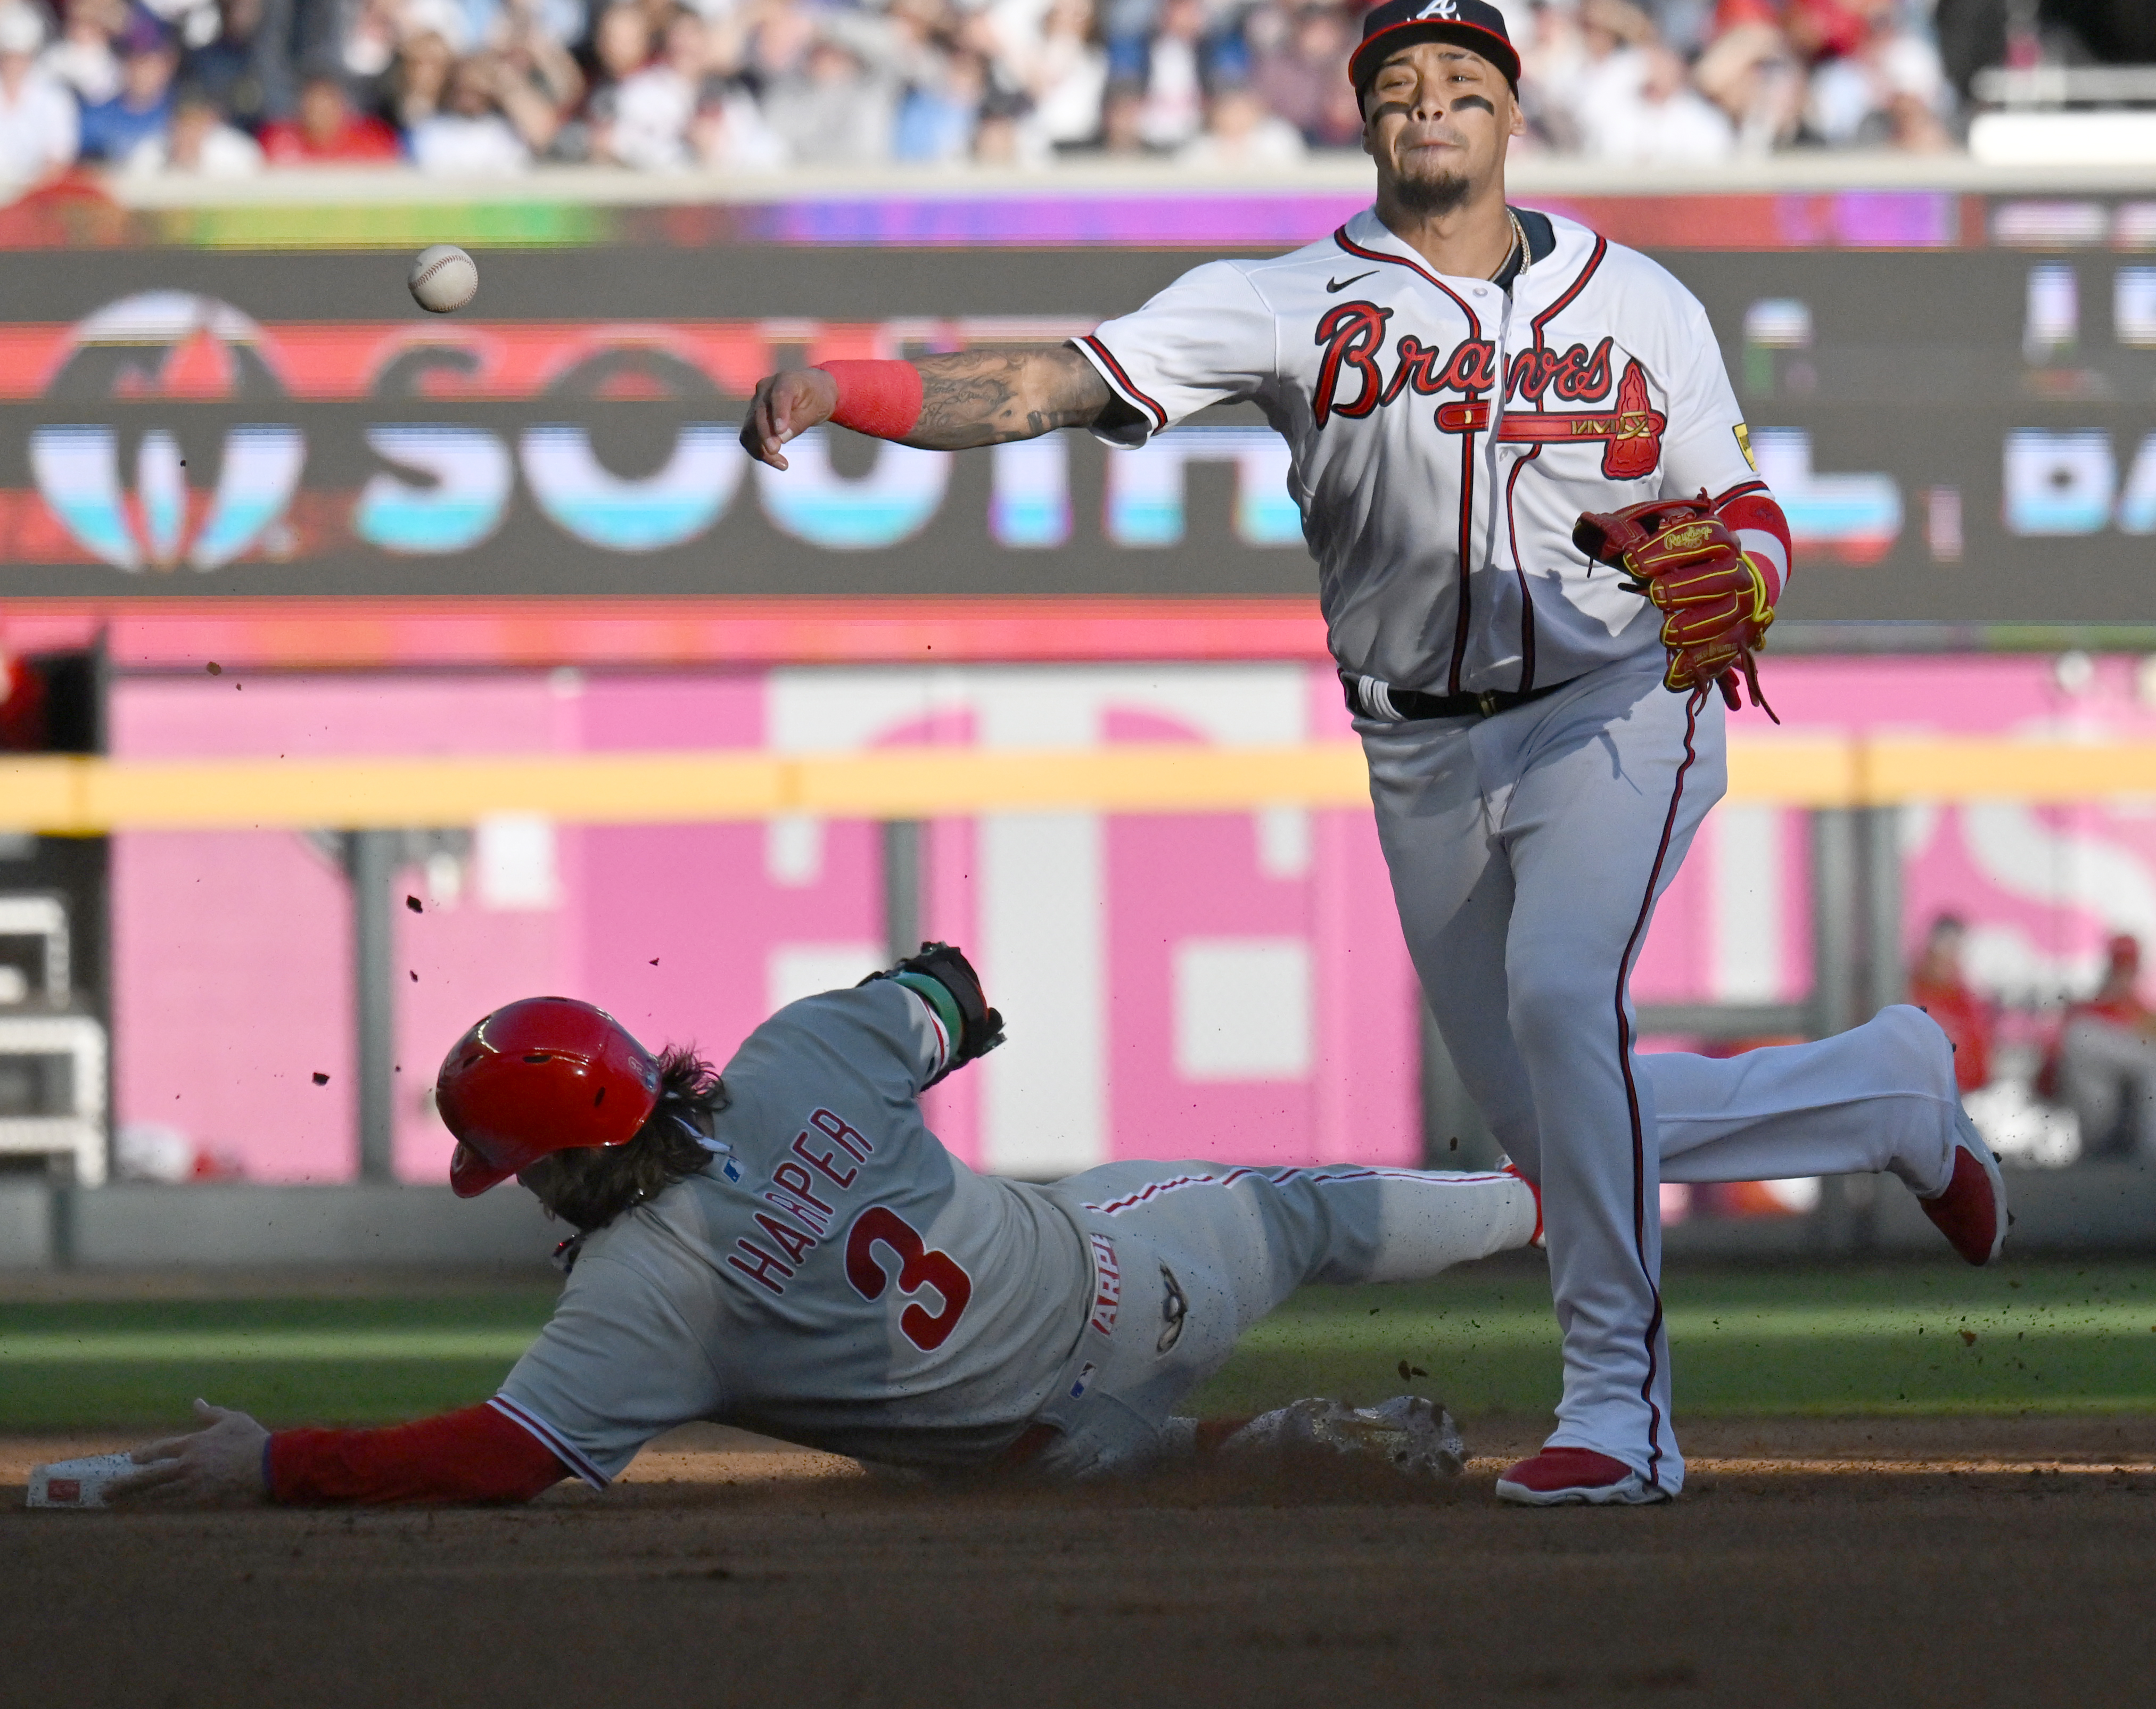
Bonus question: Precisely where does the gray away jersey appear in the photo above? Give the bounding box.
[1073,207,1773,700]
[492,980,1091,1482]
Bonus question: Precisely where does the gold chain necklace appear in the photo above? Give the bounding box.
[1494,209,1529,283]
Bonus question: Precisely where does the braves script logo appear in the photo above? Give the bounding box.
[1314,306,1666,477]
[1087,1232,1122,1336]
[1313,302,1500,427]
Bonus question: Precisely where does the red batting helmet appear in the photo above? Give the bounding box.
[437,997,663,1198]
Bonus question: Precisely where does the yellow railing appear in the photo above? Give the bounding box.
[2,738,2152,832]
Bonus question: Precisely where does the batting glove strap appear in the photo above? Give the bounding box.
[862,940,1007,1085]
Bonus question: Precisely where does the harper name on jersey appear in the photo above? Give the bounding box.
[1075,206,1775,701]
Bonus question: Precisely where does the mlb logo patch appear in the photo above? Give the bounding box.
[1068,1361,1098,1401]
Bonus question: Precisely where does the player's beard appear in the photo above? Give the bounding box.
[1390,162,1475,218]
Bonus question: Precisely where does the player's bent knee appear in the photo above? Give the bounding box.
[1505,964,1618,1056]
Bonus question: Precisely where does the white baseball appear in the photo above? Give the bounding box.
[408,244,478,314]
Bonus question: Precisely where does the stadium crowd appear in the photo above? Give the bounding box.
[0,0,2094,180]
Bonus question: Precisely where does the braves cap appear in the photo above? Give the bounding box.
[1349,0,1521,99]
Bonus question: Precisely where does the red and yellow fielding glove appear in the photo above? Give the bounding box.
[1572,492,1778,719]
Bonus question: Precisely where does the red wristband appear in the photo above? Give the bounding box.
[818,359,924,441]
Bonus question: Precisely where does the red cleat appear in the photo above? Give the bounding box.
[1499,1158,1543,1248]
[1495,1447,1670,1507]
[1918,1109,2008,1266]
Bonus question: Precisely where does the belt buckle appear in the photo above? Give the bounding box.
[1476,691,1500,717]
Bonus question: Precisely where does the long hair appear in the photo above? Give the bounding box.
[520,1044,727,1232]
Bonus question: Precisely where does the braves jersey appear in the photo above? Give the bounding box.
[1074,206,1780,699]
[492,980,1089,1481]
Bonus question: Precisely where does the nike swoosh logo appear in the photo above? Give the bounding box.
[1326,271,1377,293]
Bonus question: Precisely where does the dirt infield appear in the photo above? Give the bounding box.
[6,1414,2154,1709]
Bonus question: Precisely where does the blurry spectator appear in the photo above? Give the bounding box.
[2053,934,2156,1161]
[969,80,1031,162]
[384,0,585,57]
[1178,79,1304,167]
[43,0,125,106]
[1096,71,1146,152]
[495,5,582,154]
[338,0,401,85]
[688,72,785,168]
[1907,913,1992,1094]
[123,81,262,170]
[1693,20,1805,154]
[77,10,178,162]
[1807,2,1954,152]
[1645,0,1715,56]
[259,68,401,160]
[894,44,988,164]
[588,0,647,84]
[573,0,644,158]
[407,51,541,170]
[1131,0,1206,151]
[1578,39,1734,163]
[1250,2,1359,150]
[594,3,704,168]
[1002,0,1105,154]
[742,0,815,86]
[762,31,892,167]
[1781,0,1870,69]
[182,0,293,132]
[496,0,586,53]
[1515,0,1589,151]
[391,28,455,129]
[0,2,79,184]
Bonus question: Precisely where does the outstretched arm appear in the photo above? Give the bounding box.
[108,1397,568,1507]
[742,345,1134,469]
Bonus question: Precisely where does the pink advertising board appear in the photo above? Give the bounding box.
[106,653,2156,1184]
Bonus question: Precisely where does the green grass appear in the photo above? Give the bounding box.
[0,1291,560,1431]
[5,1263,2156,1433]
[1185,1259,2156,1418]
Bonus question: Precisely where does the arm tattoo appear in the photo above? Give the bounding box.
[907,346,1118,449]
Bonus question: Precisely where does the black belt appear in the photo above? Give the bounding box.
[1340,672,1573,723]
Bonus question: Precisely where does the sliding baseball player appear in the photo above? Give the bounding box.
[112,947,1537,1505]
[737,0,2006,1505]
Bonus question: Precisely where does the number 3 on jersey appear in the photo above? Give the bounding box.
[845,1206,973,1351]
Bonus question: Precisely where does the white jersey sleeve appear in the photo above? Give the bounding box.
[1653,288,1762,507]
[494,1245,729,1485]
[1074,259,1279,445]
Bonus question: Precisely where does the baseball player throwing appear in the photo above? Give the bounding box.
[738,0,2006,1505]
[111,948,1538,1506]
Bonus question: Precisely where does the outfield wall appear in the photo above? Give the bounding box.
[39,650,2156,1193]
